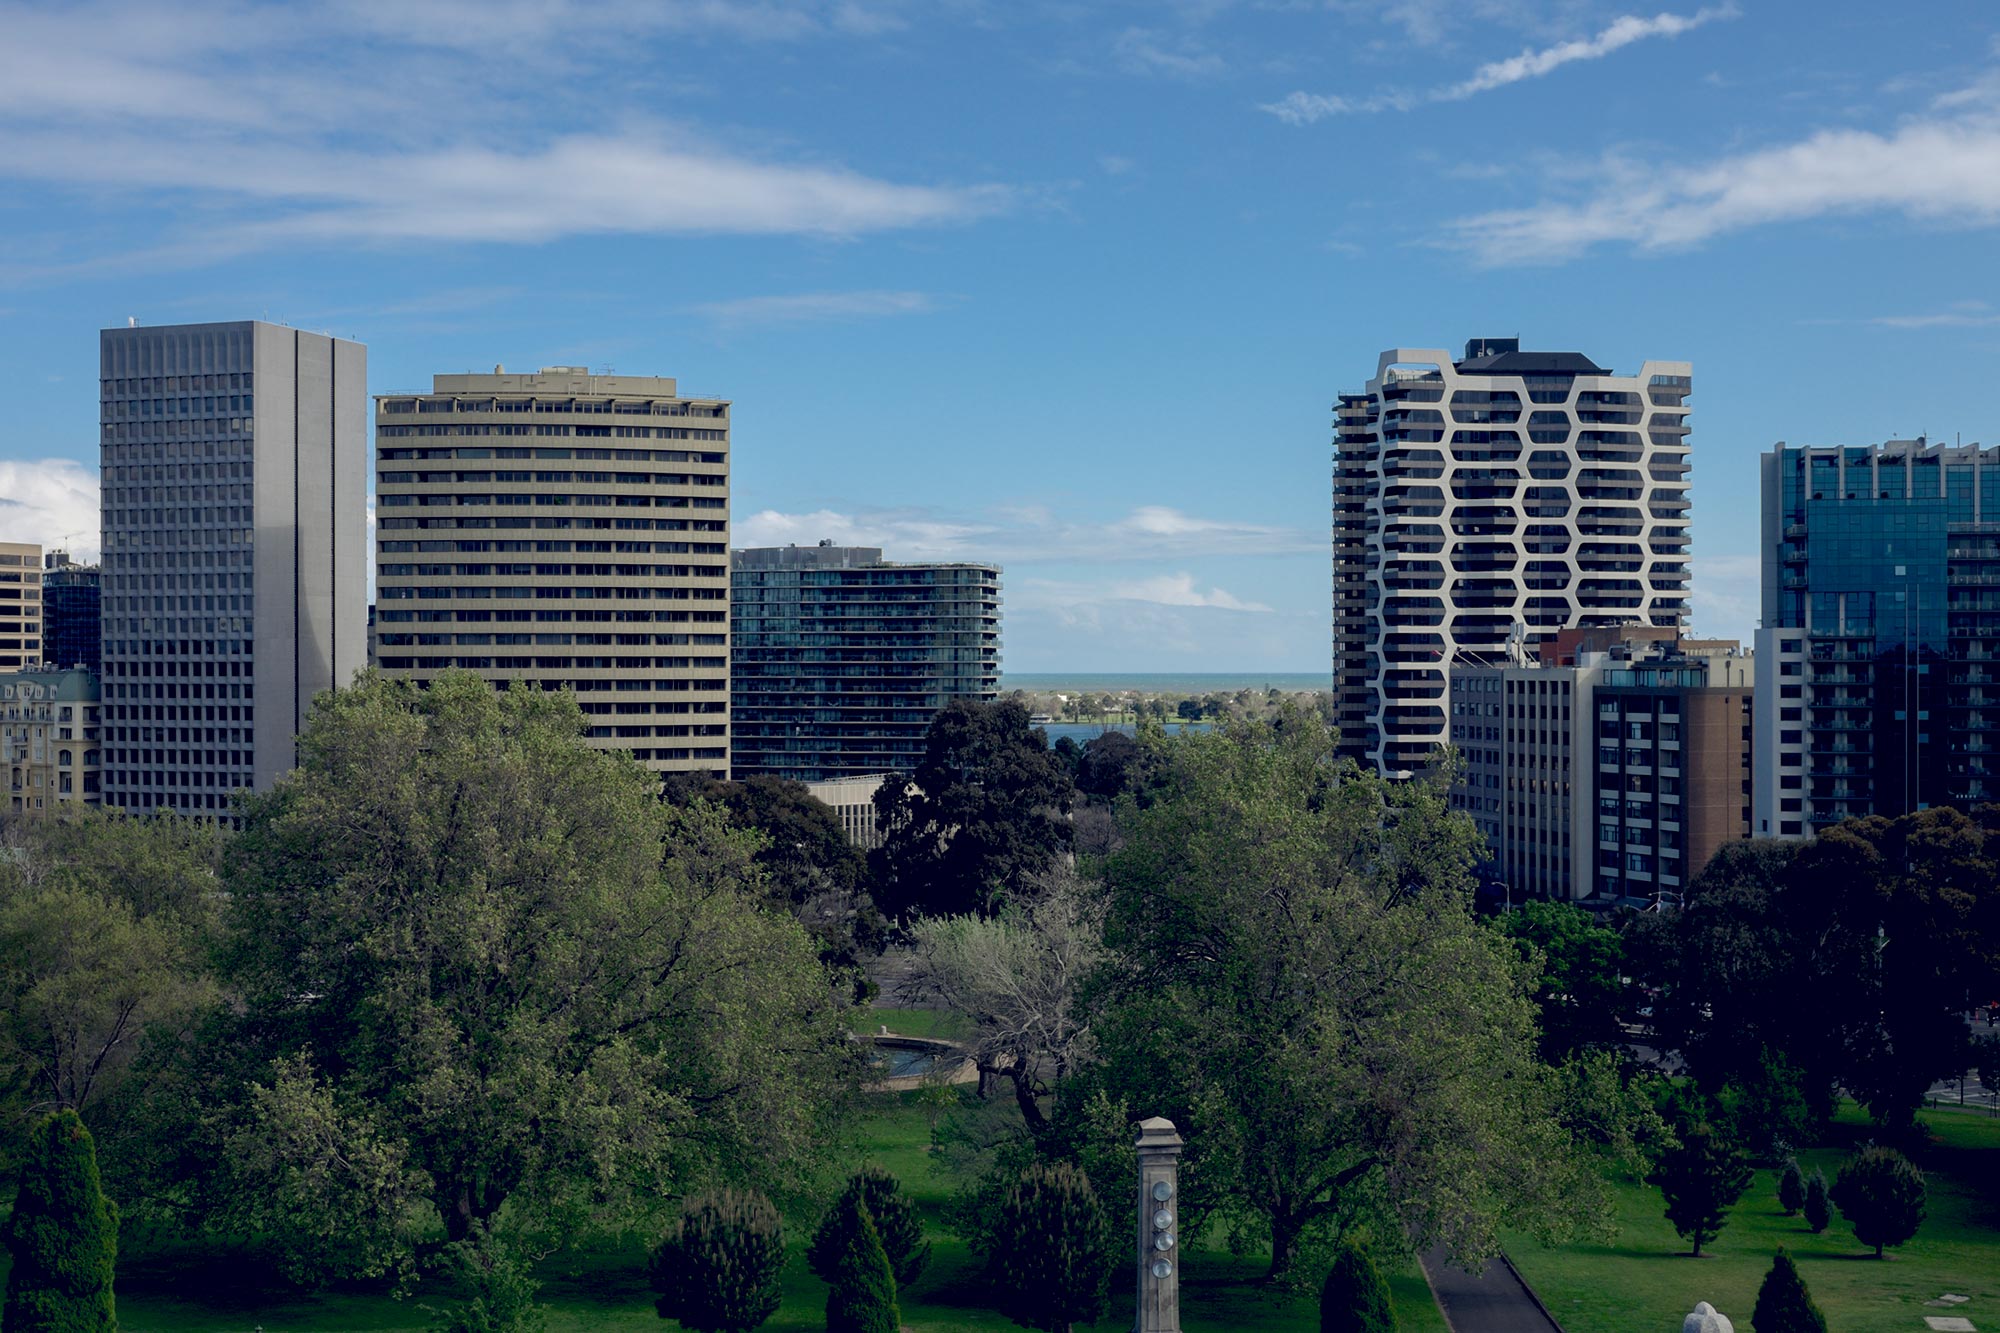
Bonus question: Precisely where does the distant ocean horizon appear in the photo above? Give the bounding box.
[1002,671,1329,694]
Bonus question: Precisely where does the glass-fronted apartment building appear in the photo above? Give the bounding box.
[1756,437,2000,835]
[373,368,730,779]
[1334,338,1692,775]
[731,543,1001,781]
[99,321,368,813]
[43,552,102,674]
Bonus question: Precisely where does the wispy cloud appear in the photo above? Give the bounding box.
[0,0,1006,269]
[1113,27,1226,79]
[1444,76,2000,264]
[1261,7,1731,124]
[1016,573,1274,615]
[0,459,100,561]
[689,289,947,331]
[734,502,1319,564]
[1870,300,2000,329]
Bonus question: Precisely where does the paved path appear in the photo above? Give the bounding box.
[1419,1246,1565,1333]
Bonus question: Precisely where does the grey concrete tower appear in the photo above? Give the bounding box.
[98,321,368,813]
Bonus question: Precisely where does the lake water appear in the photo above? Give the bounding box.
[1040,721,1212,746]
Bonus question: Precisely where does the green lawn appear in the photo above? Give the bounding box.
[95,1091,1447,1333]
[1508,1103,2000,1333]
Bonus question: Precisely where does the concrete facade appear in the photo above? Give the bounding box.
[0,542,43,670]
[374,368,730,778]
[1334,338,1692,775]
[731,543,1001,781]
[2,668,102,812]
[99,321,368,813]
[803,772,893,849]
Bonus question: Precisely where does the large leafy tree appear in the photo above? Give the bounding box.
[1495,899,1627,1060]
[871,700,1074,918]
[205,671,855,1283]
[1096,714,1603,1277]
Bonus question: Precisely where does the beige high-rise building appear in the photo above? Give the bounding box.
[0,542,44,670]
[373,367,730,778]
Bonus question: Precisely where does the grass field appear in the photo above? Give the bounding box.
[89,1089,1448,1333]
[1508,1103,2000,1333]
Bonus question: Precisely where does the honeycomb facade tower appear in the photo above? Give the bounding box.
[1333,338,1691,776]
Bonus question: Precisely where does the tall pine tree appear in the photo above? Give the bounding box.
[3,1109,120,1333]
[1751,1248,1826,1333]
[1647,1119,1753,1257]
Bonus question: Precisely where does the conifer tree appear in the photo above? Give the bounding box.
[650,1190,786,1333]
[826,1200,899,1333]
[1320,1243,1397,1333]
[1647,1119,1753,1256]
[984,1161,1113,1333]
[1830,1145,1926,1257]
[809,1166,930,1288]
[1751,1248,1826,1333]
[2,1109,120,1333]
[1776,1159,1806,1216]
[1802,1169,1831,1234]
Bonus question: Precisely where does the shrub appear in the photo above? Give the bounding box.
[984,1161,1113,1333]
[427,1224,545,1333]
[2,1109,120,1333]
[1320,1243,1397,1333]
[1830,1145,1926,1257]
[809,1166,930,1289]
[1776,1159,1806,1216]
[650,1190,786,1333]
[826,1199,899,1333]
[1646,1119,1754,1257]
[1802,1170,1831,1234]
[1751,1248,1826,1333]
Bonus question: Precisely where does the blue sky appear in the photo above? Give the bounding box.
[1,0,1997,671]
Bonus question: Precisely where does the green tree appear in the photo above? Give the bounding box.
[650,1190,786,1333]
[1320,1244,1396,1333]
[1646,1118,1753,1257]
[2,1109,119,1333]
[427,1221,545,1333]
[663,775,883,982]
[1802,1170,1831,1234]
[1830,1145,1926,1257]
[1751,1248,1826,1333]
[203,671,854,1285]
[1720,1049,1816,1164]
[1097,715,1603,1277]
[1776,1159,1806,1216]
[808,1166,930,1289]
[1495,900,1627,1059]
[825,1198,899,1333]
[984,1161,1112,1333]
[871,700,1075,918]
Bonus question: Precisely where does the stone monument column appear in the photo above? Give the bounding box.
[1134,1116,1184,1333]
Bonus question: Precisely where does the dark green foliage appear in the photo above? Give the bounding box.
[1495,900,1628,1059]
[825,1198,899,1333]
[1320,1244,1397,1333]
[2,1109,119,1333]
[1776,1159,1806,1216]
[1073,730,1160,807]
[1803,1169,1831,1234]
[1830,1145,1926,1257]
[650,1190,785,1333]
[1646,1118,1753,1256]
[1751,1248,1826,1333]
[808,1166,929,1289]
[871,699,1076,917]
[983,1161,1113,1333]
[426,1223,544,1333]
[1721,1049,1815,1164]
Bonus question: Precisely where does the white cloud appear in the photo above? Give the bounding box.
[735,503,1320,565]
[689,289,947,331]
[1446,78,2000,264]
[1870,300,2000,329]
[1112,27,1226,79]
[1112,573,1274,612]
[1260,6,1730,124]
[0,459,100,562]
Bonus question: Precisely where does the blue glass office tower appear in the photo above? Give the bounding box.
[1755,438,1997,836]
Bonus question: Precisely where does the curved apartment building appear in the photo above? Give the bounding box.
[1334,338,1691,775]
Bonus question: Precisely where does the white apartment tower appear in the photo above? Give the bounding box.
[1334,338,1692,776]
[99,321,369,813]
[373,368,730,779]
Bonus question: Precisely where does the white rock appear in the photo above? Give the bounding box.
[1683,1301,1734,1333]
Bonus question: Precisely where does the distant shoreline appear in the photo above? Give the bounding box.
[1002,671,1329,694]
